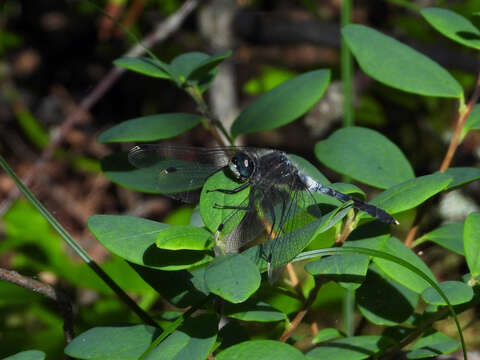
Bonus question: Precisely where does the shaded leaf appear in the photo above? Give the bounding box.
[315,127,414,189]
[97,113,202,143]
[224,299,286,322]
[443,166,480,190]
[421,8,480,50]
[342,24,462,98]
[88,215,212,271]
[357,264,418,326]
[463,212,480,278]
[407,331,460,359]
[2,351,45,360]
[368,173,452,216]
[461,104,480,141]
[416,222,464,255]
[307,335,386,360]
[231,70,330,137]
[421,281,473,306]
[205,253,261,303]
[312,328,344,344]
[114,57,172,79]
[305,254,369,290]
[65,325,158,360]
[216,340,305,360]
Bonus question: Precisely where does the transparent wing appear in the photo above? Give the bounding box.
[128,145,239,203]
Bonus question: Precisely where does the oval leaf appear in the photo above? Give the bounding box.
[315,127,414,189]
[443,166,480,190]
[65,325,157,359]
[372,237,437,293]
[342,24,463,98]
[224,300,286,322]
[421,8,480,50]
[146,314,218,360]
[3,351,45,360]
[88,215,212,271]
[231,69,331,137]
[156,225,214,250]
[357,264,418,326]
[216,340,305,360]
[98,113,202,143]
[464,212,480,278]
[421,280,473,306]
[407,331,460,359]
[308,335,384,360]
[416,222,464,255]
[114,57,172,79]
[205,253,261,303]
[305,254,370,290]
[312,328,344,344]
[369,173,452,215]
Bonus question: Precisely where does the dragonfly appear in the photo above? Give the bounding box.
[128,145,398,274]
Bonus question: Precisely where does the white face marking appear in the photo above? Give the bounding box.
[243,159,249,168]
[229,161,241,178]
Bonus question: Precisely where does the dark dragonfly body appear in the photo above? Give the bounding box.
[128,145,398,273]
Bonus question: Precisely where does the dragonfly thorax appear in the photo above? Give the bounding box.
[229,152,255,181]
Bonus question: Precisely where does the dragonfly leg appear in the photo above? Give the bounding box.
[207,182,250,194]
[213,203,249,210]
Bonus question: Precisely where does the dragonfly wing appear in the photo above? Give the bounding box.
[128,145,237,203]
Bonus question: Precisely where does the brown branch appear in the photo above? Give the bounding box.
[440,71,480,172]
[405,70,480,247]
[0,0,200,215]
[0,267,74,343]
[278,280,322,342]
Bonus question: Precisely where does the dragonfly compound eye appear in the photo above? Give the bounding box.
[229,152,254,180]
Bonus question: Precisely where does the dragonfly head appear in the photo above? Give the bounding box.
[229,152,255,181]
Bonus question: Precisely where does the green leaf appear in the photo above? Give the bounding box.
[342,24,463,98]
[461,104,480,140]
[307,335,385,360]
[169,52,210,80]
[216,340,305,360]
[305,254,370,290]
[97,113,202,143]
[145,314,218,360]
[421,280,474,306]
[2,351,45,360]
[65,325,158,359]
[231,70,331,137]
[200,171,250,235]
[421,8,480,50]
[204,253,261,303]
[368,173,452,216]
[187,51,232,82]
[407,331,460,359]
[416,222,464,255]
[357,264,418,326]
[464,212,480,278]
[88,215,212,271]
[224,299,287,322]
[130,263,209,307]
[315,127,414,189]
[114,57,172,79]
[371,237,437,293]
[156,225,214,250]
[311,328,343,344]
[443,166,480,190]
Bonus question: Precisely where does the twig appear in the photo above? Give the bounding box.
[405,70,480,247]
[440,72,480,172]
[0,267,74,343]
[0,0,200,215]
